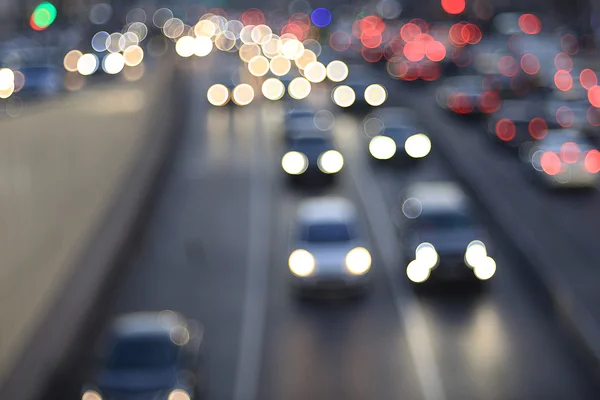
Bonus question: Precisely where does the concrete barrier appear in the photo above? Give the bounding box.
[0,56,186,400]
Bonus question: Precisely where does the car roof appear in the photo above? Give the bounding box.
[297,197,356,224]
[111,311,184,339]
[406,182,468,212]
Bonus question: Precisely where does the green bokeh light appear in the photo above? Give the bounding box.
[32,2,57,28]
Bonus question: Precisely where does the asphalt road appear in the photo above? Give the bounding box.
[43,48,600,400]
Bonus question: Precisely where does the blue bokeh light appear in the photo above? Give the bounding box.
[311,8,332,28]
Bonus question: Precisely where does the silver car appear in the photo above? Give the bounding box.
[288,197,372,295]
[527,129,600,189]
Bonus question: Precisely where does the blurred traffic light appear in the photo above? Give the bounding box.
[30,2,57,31]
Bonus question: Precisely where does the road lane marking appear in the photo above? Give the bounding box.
[337,118,447,400]
[233,106,271,400]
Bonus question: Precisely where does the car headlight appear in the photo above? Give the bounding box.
[168,389,191,400]
[406,259,431,283]
[281,151,308,175]
[81,390,103,400]
[369,136,396,160]
[318,150,344,173]
[465,240,487,267]
[345,247,372,275]
[473,256,496,280]
[404,134,431,159]
[415,242,438,269]
[288,249,315,277]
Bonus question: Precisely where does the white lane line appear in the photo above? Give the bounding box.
[233,107,271,400]
[345,144,447,400]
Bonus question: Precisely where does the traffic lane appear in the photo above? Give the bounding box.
[341,111,597,399]
[109,96,277,400]
[394,81,600,321]
[45,62,271,400]
[258,108,423,400]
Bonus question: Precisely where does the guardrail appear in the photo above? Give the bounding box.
[0,54,188,400]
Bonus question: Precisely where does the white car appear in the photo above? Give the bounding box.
[528,129,600,189]
[288,197,372,296]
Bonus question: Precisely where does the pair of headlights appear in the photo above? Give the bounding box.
[288,247,372,277]
[281,150,344,175]
[406,241,496,283]
[82,389,191,400]
[369,133,432,160]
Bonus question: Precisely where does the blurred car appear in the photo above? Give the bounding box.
[281,131,344,184]
[15,65,63,98]
[288,197,372,296]
[400,181,496,285]
[284,107,317,142]
[365,107,432,162]
[337,64,383,109]
[81,311,205,400]
[527,129,600,189]
[487,99,548,150]
[436,75,502,116]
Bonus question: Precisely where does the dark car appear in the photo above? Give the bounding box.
[281,131,344,185]
[366,107,432,163]
[400,182,496,286]
[16,65,63,98]
[82,311,205,400]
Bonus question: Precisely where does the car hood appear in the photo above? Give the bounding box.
[302,242,359,273]
[96,366,179,393]
[410,229,481,256]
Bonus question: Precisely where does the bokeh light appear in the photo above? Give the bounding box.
[63,50,83,72]
[364,84,387,106]
[554,70,573,91]
[518,14,541,35]
[175,36,196,57]
[194,36,213,57]
[580,69,598,90]
[304,61,326,83]
[311,8,332,28]
[495,118,516,141]
[588,85,600,107]
[233,84,255,106]
[251,24,273,45]
[404,134,432,158]
[77,53,99,76]
[288,77,311,100]
[270,55,292,76]
[441,0,466,15]
[520,53,540,75]
[295,49,317,70]
[541,151,562,175]
[262,78,286,100]
[207,84,230,106]
[370,136,397,160]
[102,53,125,74]
[528,117,548,139]
[239,43,261,63]
[556,106,575,127]
[326,61,349,82]
[332,85,356,107]
[123,46,144,67]
[248,55,270,77]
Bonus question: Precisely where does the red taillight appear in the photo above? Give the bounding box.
[448,92,473,114]
[528,118,548,140]
[560,142,580,163]
[479,91,501,114]
[584,150,600,173]
[541,152,562,175]
[495,118,516,141]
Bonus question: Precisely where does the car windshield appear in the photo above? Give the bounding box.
[106,335,179,370]
[415,211,474,231]
[301,222,354,243]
